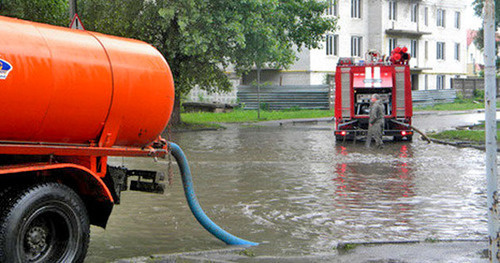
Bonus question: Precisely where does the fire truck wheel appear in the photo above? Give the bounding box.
[0,183,90,263]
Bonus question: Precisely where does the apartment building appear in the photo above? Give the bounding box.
[188,0,469,103]
[242,0,468,91]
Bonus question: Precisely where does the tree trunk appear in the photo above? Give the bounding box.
[169,93,182,126]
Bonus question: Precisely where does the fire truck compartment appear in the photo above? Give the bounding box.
[354,88,392,116]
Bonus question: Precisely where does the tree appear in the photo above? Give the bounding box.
[0,0,68,26]
[472,0,500,51]
[77,0,337,125]
[472,0,500,73]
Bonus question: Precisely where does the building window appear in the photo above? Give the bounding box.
[411,4,418,23]
[351,0,361,18]
[436,75,445,90]
[389,38,397,54]
[411,40,418,58]
[455,11,460,29]
[436,42,445,60]
[424,7,428,26]
[437,9,446,27]
[389,1,397,21]
[326,34,338,56]
[454,43,460,61]
[351,36,362,57]
[425,41,428,59]
[326,0,337,16]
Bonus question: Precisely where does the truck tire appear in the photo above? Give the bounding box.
[0,183,90,263]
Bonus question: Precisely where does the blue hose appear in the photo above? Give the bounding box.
[168,142,258,246]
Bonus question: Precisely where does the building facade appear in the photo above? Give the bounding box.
[244,0,468,91]
[187,0,469,103]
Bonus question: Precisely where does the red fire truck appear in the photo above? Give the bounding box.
[334,48,414,142]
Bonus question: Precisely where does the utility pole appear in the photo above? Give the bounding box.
[69,0,77,20]
[484,0,498,261]
[257,65,261,119]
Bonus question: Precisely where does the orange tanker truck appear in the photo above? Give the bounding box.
[0,16,256,262]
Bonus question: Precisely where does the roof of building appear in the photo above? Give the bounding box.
[467,30,477,47]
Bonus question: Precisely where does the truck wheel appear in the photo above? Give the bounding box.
[0,183,90,263]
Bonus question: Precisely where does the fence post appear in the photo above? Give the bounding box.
[461,79,465,98]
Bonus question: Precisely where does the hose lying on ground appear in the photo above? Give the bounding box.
[168,142,259,246]
[390,120,431,143]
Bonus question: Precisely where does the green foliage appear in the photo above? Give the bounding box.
[259,103,270,111]
[336,243,359,251]
[473,89,485,99]
[424,237,438,243]
[287,106,302,111]
[78,0,336,97]
[239,249,256,257]
[429,130,488,142]
[77,0,336,124]
[197,93,206,103]
[429,121,500,143]
[181,109,332,124]
[0,0,68,26]
[473,0,500,28]
[472,0,500,57]
[414,99,485,111]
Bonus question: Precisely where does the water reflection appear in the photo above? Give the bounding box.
[87,121,489,262]
[329,143,418,242]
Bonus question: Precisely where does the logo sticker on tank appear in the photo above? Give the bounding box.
[0,59,13,80]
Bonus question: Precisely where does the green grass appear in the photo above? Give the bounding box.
[424,237,439,243]
[429,122,500,143]
[429,130,488,142]
[414,99,484,111]
[238,249,256,257]
[181,109,333,124]
[336,243,359,252]
[473,121,500,129]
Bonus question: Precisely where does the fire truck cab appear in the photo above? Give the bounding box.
[334,49,414,142]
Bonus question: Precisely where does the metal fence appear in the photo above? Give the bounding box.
[451,78,500,98]
[412,89,457,107]
[237,85,457,110]
[237,85,333,110]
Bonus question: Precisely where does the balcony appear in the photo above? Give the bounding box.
[385,29,431,38]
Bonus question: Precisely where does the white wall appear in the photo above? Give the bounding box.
[307,0,469,89]
[202,0,471,96]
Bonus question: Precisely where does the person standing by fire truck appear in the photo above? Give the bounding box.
[366,94,385,148]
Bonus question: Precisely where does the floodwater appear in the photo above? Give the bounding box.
[86,113,492,262]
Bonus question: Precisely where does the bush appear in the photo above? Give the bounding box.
[454,92,465,103]
[287,106,302,111]
[259,103,270,111]
[473,89,485,100]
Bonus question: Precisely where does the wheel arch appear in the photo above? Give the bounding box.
[0,163,114,228]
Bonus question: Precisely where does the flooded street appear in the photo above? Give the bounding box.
[86,113,492,262]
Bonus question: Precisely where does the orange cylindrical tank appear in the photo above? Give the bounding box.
[0,16,174,147]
